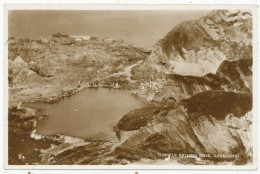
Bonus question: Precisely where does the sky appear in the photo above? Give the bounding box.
[8,10,210,48]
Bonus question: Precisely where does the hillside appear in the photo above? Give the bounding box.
[8,33,150,106]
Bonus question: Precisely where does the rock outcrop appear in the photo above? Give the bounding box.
[153,57,252,101]
[131,10,252,80]
[8,56,44,86]
[112,91,252,164]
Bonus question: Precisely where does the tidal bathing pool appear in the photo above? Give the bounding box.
[22,88,143,139]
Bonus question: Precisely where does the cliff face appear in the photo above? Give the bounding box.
[112,91,252,164]
[153,57,252,101]
[113,10,253,165]
[131,10,252,80]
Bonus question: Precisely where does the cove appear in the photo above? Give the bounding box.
[22,88,143,139]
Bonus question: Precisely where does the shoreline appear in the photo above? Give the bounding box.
[8,80,148,164]
[8,104,115,165]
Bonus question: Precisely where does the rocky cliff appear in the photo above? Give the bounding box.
[153,57,252,101]
[131,10,252,80]
[112,10,253,165]
[112,91,252,165]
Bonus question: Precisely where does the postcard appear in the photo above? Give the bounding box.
[3,4,258,170]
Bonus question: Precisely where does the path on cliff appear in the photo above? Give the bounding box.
[110,60,143,82]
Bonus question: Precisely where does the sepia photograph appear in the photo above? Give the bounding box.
[3,4,258,170]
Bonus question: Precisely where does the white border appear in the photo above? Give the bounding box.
[1,2,259,172]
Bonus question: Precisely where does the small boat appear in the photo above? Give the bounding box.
[74,109,79,112]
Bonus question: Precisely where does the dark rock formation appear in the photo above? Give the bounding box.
[112,91,252,164]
